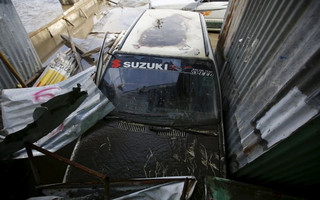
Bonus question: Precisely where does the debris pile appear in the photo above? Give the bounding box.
[33,50,76,87]
[0,1,203,199]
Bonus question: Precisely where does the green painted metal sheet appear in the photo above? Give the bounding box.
[206,177,302,200]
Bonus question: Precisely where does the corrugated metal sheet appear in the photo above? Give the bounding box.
[233,116,320,198]
[0,0,42,89]
[1,66,114,158]
[216,0,320,193]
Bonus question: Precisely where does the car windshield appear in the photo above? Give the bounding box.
[99,53,220,127]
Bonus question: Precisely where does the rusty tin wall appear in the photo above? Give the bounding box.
[0,0,42,89]
[216,0,320,190]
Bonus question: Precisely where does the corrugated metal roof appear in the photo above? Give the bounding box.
[0,0,42,89]
[216,0,320,194]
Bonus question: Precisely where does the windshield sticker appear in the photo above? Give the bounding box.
[112,59,121,68]
[191,69,214,77]
[123,61,169,70]
[111,59,169,70]
[168,65,192,70]
[109,55,214,76]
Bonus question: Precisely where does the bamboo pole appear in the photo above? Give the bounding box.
[66,27,84,72]
[0,50,27,88]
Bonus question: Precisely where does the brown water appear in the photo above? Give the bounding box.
[15,0,149,63]
[12,0,66,33]
[11,0,150,33]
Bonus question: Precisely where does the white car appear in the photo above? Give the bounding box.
[96,9,226,199]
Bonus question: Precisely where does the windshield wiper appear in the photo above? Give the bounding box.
[117,110,169,117]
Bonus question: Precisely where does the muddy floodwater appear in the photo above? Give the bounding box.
[12,0,64,33]
[12,0,150,33]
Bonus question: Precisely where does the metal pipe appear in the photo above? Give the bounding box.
[25,142,110,199]
[103,177,110,200]
[25,144,41,185]
[24,142,107,181]
[180,177,189,200]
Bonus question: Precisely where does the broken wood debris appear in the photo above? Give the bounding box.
[66,27,84,72]
[61,34,95,65]
[33,50,76,87]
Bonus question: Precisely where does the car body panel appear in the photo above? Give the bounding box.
[149,0,228,31]
[121,9,206,58]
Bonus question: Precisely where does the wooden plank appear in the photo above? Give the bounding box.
[60,34,95,65]
[66,27,84,72]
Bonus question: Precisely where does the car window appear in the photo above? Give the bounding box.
[99,53,219,127]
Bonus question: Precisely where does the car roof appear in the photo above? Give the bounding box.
[120,9,207,58]
[150,0,198,10]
